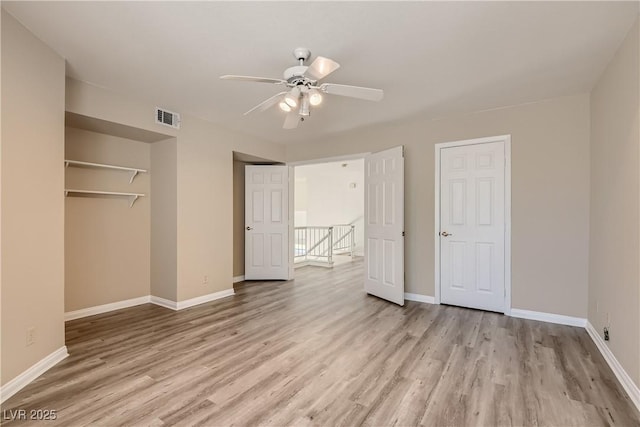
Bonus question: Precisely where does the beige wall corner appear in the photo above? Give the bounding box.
[286,93,591,319]
[1,10,66,385]
[233,160,247,277]
[151,138,178,301]
[589,18,640,386]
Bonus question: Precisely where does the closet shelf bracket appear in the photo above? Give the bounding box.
[128,194,140,208]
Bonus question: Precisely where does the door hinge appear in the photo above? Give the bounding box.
[402,231,405,237]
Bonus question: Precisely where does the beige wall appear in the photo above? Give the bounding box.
[64,127,151,311]
[233,160,247,278]
[1,10,66,385]
[589,19,640,386]
[287,93,591,318]
[65,78,286,303]
[151,138,178,301]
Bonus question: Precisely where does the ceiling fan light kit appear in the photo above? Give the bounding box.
[284,86,300,108]
[300,95,311,116]
[309,89,323,106]
[278,101,292,113]
[221,47,384,129]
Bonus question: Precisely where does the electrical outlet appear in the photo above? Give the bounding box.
[26,327,36,346]
[203,275,209,285]
[603,327,610,341]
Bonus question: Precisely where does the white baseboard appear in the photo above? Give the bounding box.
[509,308,586,327]
[294,261,334,269]
[586,321,640,412]
[404,293,435,304]
[150,289,235,311]
[233,275,245,283]
[150,295,178,310]
[0,346,68,404]
[176,289,235,310]
[65,296,151,321]
[65,290,237,320]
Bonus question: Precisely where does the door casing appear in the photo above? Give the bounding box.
[434,135,512,314]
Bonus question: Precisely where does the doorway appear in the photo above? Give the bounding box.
[232,152,286,282]
[434,135,512,314]
[293,158,365,269]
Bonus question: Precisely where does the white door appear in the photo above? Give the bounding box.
[439,141,506,312]
[364,146,405,305]
[245,165,289,280]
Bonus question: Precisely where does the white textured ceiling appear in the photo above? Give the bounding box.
[3,1,638,144]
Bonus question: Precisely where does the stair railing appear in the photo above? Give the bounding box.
[294,224,356,267]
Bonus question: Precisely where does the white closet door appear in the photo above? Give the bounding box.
[245,165,289,280]
[440,141,505,312]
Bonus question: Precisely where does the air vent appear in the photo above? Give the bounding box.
[155,107,181,129]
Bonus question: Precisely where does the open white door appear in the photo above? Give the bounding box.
[245,165,289,280]
[364,146,405,305]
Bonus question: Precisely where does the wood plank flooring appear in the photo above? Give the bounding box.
[2,258,639,426]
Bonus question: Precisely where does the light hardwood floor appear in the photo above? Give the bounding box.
[2,259,639,426]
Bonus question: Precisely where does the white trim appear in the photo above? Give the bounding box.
[0,346,68,404]
[586,321,640,412]
[510,308,586,327]
[287,152,370,167]
[176,289,235,310]
[150,295,178,310]
[434,135,512,314]
[151,289,235,311]
[65,296,151,321]
[288,165,295,280]
[504,139,512,316]
[434,143,442,305]
[233,275,245,283]
[294,260,334,269]
[404,293,435,304]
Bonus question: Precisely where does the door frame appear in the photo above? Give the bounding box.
[434,135,512,315]
[287,152,370,276]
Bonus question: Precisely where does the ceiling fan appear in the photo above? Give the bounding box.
[221,48,384,129]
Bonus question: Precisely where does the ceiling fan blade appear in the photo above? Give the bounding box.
[283,112,300,129]
[244,92,287,115]
[319,83,384,101]
[220,75,286,85]
[306,56,340,80]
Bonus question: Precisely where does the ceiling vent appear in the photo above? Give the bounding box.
[155,107,181,129]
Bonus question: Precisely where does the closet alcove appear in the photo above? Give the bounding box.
[64,112,174,315]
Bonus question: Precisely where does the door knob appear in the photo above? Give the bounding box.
[440,231,452,237]
[246,226,253,231]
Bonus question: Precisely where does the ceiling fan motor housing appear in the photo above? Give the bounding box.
[285,47,314,83]
[284,65,309,81]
